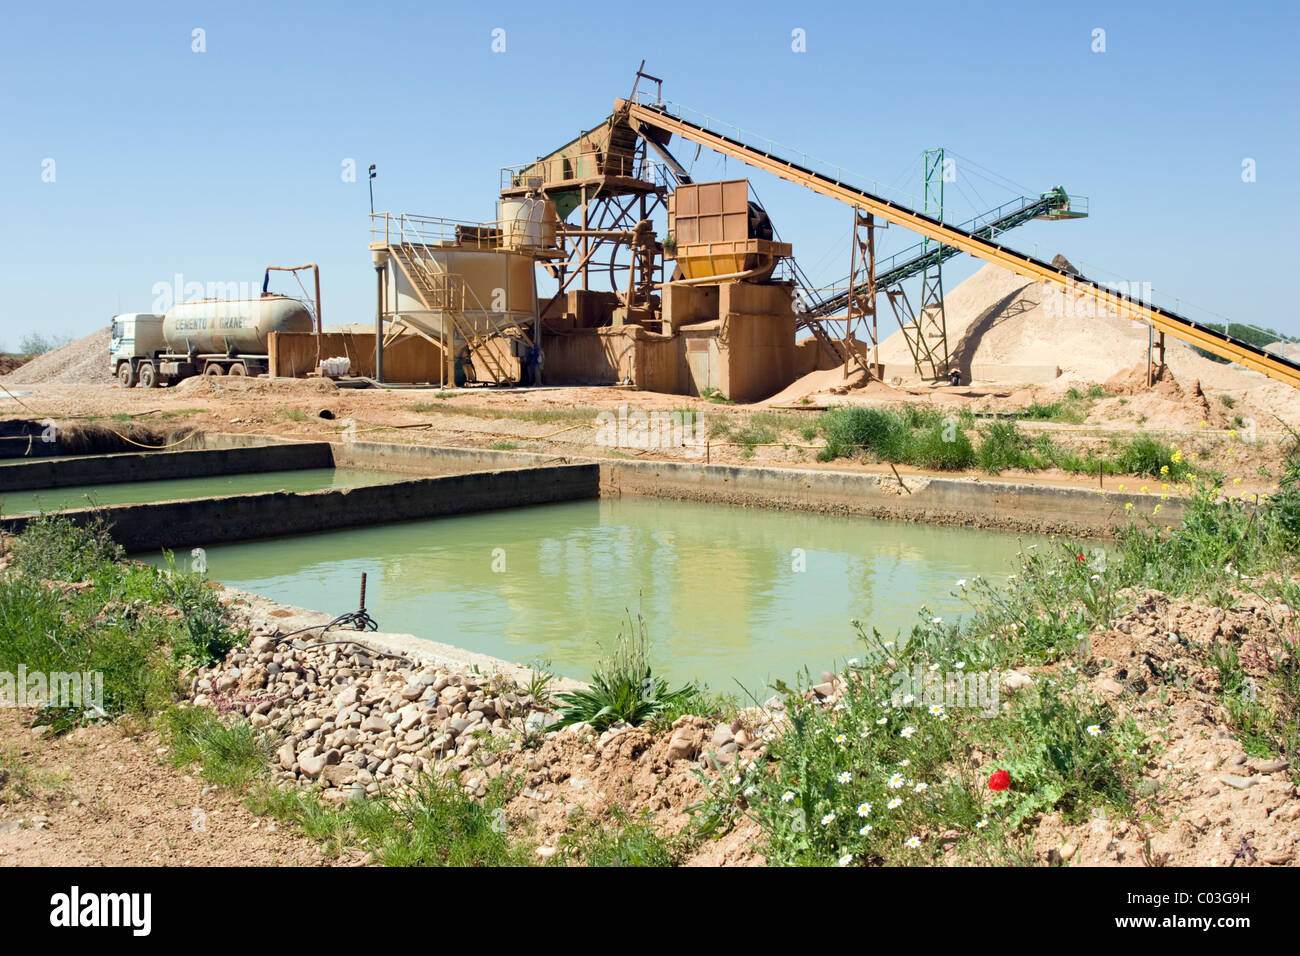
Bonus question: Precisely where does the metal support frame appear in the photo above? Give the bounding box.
[842,208,878,378]
[914,148,950,378]
[539,146,666,328]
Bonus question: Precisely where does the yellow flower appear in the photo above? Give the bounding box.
[1171,449,1184,464]
[1118,484,1127,492]
[1232,477,1242,485]
[1160,465,1169,476]
[1140,485,1149,494]
[1153,504,1162,515]
[1124,502,1134,512]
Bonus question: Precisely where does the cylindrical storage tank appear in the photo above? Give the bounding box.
[500,197,556,251]
[163,296,313,355]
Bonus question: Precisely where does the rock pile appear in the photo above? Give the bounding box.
[190,625,557,800]
[189,623,786,805]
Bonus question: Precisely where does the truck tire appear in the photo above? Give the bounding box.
[138,362,158,389]
[117,363,137,388]
[204,363,225,376]
[227,362,247,376]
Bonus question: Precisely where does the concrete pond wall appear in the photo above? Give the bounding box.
[0,432,1181,548]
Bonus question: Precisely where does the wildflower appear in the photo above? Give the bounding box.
[859,824,873,835]
[1153,504,1162,516]
[888,773,906,789]
[1124,502,1134,512]
[730,775,741,785]
[956,578,967,588]
[1118,484,1126,492]
[927,663,940,673]
[838,853,854,867]
[897,758,911,767]
[955,661,966,670]
[1140,485,1149,494]
[929,704,946,718]
[781,791,795,803]
[834,733,846,743]
[900,726,917,739]
[857,802,872,817]
[876,717,888,726]
[931,617,943,625]
[837,771,852,784]
[905,836,922,849]
[859,730,871,738]
[847,657,859,666]
[888,798,903,810]
[744,786,756,797]
[913,782,929,793]
[975,818,989,829]
[1087,724,1102,737]
[988,769,1011,791]
[1233,477,1242,485]
[1159,465,1169,477]
[901,693,916,706]
[821,812,836,826]
[814,728,824,736]
[1171,449,1184,464]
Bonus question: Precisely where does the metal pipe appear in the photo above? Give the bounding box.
[375,264,385,383]
[264,264,322,364]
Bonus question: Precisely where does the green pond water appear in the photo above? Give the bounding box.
[0,469,397,515]
[147,497,1039,693]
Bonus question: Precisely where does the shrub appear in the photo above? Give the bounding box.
[553,614,699,731]
[1113,434,1191,480]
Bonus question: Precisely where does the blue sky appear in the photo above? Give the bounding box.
[2,0,1297,349]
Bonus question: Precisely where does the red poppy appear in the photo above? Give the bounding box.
[988,769,1011,791]
[1076,554,1086,562]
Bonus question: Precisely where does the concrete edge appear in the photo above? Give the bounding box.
[221,586,585,691]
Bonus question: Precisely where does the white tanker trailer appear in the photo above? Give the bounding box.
[111,293,315,388]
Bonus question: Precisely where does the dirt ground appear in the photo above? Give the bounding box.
[0,711,333,866]
[0,374,1290,499]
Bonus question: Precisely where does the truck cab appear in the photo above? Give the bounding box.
[110,313,165,387]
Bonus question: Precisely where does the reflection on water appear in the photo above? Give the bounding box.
[147,497,1038,693]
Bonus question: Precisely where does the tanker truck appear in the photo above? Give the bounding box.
[110,295,314,387]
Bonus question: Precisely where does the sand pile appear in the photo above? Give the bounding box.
[874,256,1161,381]
[0,328,114,385]
[1265,341,1300,362]
[761,365,871,405]
[871,256,1300,427]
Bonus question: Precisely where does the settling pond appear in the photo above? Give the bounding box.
[0,469,397,515]
[143,496,1039,693]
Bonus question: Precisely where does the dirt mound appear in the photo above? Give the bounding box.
[173,375,338,395]
[1032,589,1300,866]
[0,328,114,385]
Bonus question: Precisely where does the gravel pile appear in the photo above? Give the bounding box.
[0,328,114,384]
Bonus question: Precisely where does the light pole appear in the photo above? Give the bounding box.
[368,164,376,215]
